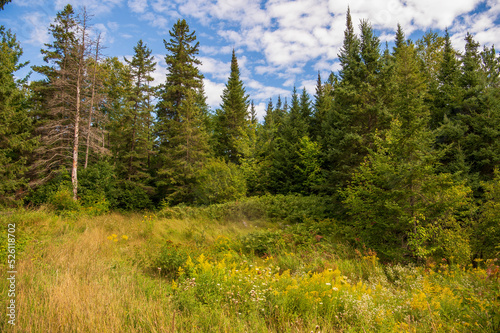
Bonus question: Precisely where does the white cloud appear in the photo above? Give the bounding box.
[21,12,51,46]
[246,79,289,101]
[198,56,230,81]
[200,45,233,55]
[150,54,167,87]
[299,79,316,96]
[128,0,148,13]
[93,23,114,44]
[203,78,225,108]
[139,11,169,30]
[254,102,267,122]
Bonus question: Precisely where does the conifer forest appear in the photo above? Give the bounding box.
[1,3,500,332]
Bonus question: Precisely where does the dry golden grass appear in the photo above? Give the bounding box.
[1,211,267,333]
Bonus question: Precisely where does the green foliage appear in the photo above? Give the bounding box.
[158,194,333,224]
[213,50,250,164]
[0,26,37,205]
[26,167,72,207]
[156,89,209,204]
[239,229,283,256]
[78,161,116,206]
[112,40,156,187]
[195,158,247,205]
[295,136,324,193]
[344,118,473,262]
[474,169,500,258]
[155,20,208,205]
[155,240,193,279]
[108,180,153,211]
[49,186,81,212]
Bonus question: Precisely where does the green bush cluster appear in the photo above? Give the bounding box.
[159,194,333,224]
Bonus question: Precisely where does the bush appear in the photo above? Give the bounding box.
[473,169,500,259]
[108,180,153,211]
[195,158,247,205]
[26,167,72,207]
[159,194,333,224]
[155,240,192,279]
[48,187,81,212]
[239,230,284,256]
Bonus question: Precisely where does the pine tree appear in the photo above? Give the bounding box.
[311,72,333,141]
[321,16,386,193]
[480,45,500,88]
[458,33,500,182]
[267,89,300,193]
[118,40,157,187]
[249,100,258,125]
[0,26,37,204]
[156,19,209,204]
[213,49,250,164]
[393,23,406,55]
[431,29,462,128]
[157,19,204,122]
[160,90,209,203]
[299,87,312,136]
[337,7,361,85]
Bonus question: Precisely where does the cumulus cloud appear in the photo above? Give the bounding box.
[198,56,230,81]
[128,0,148,14]
[21,12,51,46]
[139,11,169,31]
[203,78,226,109]
[150,54,167,87]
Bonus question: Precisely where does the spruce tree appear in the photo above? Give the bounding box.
[311,72,334,141]
[156,19,209,204]
[118,40,156,187]
[0,27,37,204]
[458,33,500,183]
[213,49,250,164]
[322,16,385,193]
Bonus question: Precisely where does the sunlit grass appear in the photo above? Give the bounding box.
[1,209,499,332]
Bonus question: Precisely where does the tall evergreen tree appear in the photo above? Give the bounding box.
[0,26,37,204]
[312,72,335,141]
[117,40,157,187]
[457,33,500,183]
[156,19,208,204]
[213,49,250,164]
[321,16,386,193]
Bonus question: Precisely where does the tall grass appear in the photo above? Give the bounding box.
[1,209,499,332]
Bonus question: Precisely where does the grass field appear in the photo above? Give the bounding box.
[1,209,499,332]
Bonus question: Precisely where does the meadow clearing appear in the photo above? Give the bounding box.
[1,207,499,332]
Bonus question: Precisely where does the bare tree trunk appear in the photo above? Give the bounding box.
[71,9,88,201]
[85,34,101,169]
[72,83,80,200]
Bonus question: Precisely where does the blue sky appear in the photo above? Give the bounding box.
[1,0,499,119]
